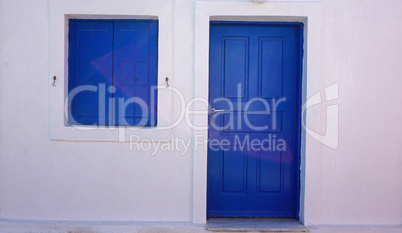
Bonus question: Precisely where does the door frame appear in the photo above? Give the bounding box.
[193,1,324,224]
[206,21,303,219]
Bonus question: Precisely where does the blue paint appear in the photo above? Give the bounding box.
[69,19,157,22]
[113,21,158,126]
[207,22,303,218]
[295,22,304,220]
[68,21,114,125]
[68,19,158,126]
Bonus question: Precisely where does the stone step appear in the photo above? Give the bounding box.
[206,218,308,232]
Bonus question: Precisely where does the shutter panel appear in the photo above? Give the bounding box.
[68,21,113,125]
[113,21,158,126]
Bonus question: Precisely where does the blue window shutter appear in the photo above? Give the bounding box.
[68,21,114,125]
[113,21,158,126]
[149,22,158,126]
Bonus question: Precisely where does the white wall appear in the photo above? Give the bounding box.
[0,0,401,226]
[314,0,402,225]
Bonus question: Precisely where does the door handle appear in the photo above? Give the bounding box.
[211,108,225,114]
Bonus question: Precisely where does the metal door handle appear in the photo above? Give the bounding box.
[211,108,224,114]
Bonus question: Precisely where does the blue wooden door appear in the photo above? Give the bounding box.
[207,22,302,218]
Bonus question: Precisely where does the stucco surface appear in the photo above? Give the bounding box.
[0,0,401,227]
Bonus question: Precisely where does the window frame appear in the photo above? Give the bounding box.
[48,0,174,142]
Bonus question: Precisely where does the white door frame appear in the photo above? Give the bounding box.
[192,0,324,225]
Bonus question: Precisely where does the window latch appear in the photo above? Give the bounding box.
[165,77,169,87]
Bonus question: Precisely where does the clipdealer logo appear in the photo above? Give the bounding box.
[302,82,339,149]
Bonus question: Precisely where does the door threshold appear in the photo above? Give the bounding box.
[206,218,308,232]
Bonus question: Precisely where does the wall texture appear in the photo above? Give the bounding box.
[0,0,401,226]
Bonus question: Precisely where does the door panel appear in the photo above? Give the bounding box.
[222,37,248,99]
[207,22,302,218]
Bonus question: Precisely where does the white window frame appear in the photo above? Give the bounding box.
[48,0,174,142]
